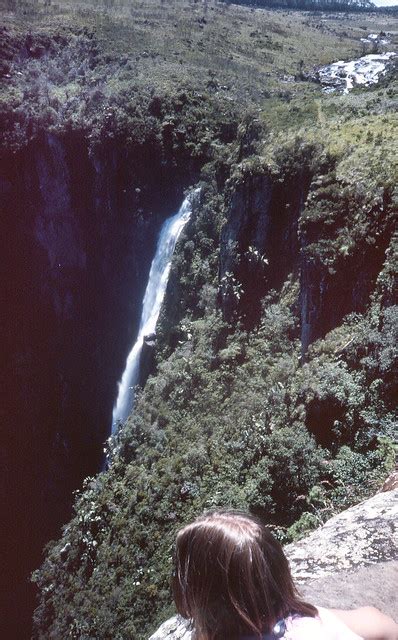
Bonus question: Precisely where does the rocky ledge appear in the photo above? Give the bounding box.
[149,489,398,639]
[286,488,397,581]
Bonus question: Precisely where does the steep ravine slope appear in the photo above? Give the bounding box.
[32,127,397,639]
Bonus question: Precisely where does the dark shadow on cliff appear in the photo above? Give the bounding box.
[0,130,197,638]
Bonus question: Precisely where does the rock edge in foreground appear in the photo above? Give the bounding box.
[149,489,398,639]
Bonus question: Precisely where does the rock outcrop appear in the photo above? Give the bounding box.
[219,170,307,327]
[149,489,398,639]
[286,489,397,581]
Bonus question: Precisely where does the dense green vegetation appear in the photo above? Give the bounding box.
[1,1,396,638]
[32,127,397,638]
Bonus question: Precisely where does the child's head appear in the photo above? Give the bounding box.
[173,510,315,640]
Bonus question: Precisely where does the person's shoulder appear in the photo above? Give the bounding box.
[285,607,363,640]
[320,606,398,640]
[284,611,324,640]
[317,607,364,639]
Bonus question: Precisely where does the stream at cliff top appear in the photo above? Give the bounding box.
[111,191,197,434]
[318,51,396,93]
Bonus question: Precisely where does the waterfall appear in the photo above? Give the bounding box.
[111,191,197,434]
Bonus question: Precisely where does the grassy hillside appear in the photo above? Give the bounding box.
[2,0,396,152]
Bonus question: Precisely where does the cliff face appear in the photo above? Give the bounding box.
[29,139,397,640]
[219,169,308,327]
[299,180,394,354]
[217,160,395,350]
[150,488,398,640]
[1,131,191,636]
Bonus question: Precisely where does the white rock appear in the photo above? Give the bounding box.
[149,616,191,640]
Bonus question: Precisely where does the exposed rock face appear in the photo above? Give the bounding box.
[298,175,395,356]
[299,561,398,620]
[139,333,157,387]
[316,53,397,94]
[150,618,192,640]
[285,489,398,581]
[380,468,398,492]
[149,489,398,639]
[219,174,273,325]
[299,242,390,356]
[218,161,390,346]
[219,171,307,327]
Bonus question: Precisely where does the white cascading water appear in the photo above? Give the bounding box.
[111,191,197,434]
[318,52,396,94]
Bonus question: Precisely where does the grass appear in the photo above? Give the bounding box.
[1,0,397,130]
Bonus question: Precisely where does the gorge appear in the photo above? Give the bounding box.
[1,130,195,637]
[30,125,397,639]
[1,2,397,639]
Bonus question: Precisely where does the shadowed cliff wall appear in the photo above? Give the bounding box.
[0,130,192,637]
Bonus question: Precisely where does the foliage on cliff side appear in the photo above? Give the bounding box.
[32,126,397,638]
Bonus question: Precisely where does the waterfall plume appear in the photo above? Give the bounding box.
[111,191,197,434]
